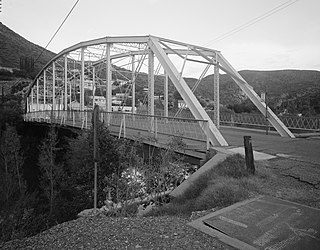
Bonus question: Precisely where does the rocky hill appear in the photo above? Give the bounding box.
[0,22,55,76]
[195,69,320,104]
[1,22,320,115]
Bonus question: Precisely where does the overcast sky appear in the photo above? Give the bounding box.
[1,0,320,72]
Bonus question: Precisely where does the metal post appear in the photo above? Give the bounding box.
[131,55,136,114]
[265,89,269,135]
[148,49,155,116]
[26,96,29,114]
[43,70,46,108]
[85,111,87,129]
[155,117,158,139]
[106,43,112,113]
[31,87,34,111]
[213,55,220,128]
[36,79,39,111]
[53,61,56,111]
[205,121,210,150]
[148,49,154,132]
[64,54,68,111]
[123,114,126,138]
[164,72,169,117]
[80,47,85,111]
[69,70,72,117]
[93,105,99,211]
[92,66,96,107]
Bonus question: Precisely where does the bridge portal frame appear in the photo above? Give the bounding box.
[25,35,294,147]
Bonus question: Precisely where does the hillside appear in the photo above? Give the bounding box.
[1,22,320,115]
[195,69,320,109]
[0,22,56,75]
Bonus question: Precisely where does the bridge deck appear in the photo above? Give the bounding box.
[25,110,210,164]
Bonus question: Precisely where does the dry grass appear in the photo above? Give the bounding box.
[147,154,270,216]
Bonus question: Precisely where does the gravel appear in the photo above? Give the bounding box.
[0,214,233,250]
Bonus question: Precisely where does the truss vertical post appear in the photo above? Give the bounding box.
[36,79,39,111]
[148,49,155,133]
[43,70,46,108]
[92,66,96,107]
[69,68,72,113]
[131,55,136,114]
[148,37,228,146]
[53,61,56,111]
[31,87,34,111]
[80,47,85,111]
[106,43,112,114]
[164,72,169,117]
[148,49,154,116]
[213,56,220,128]
[64,54,68,111]
[26,96,29,114]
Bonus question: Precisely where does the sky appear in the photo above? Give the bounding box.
[1,0,320,73]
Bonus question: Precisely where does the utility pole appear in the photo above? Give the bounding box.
[93,104,99,210]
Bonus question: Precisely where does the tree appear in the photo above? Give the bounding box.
[38,126,64,215]
[0,124,25,207]
[67,122,123,207]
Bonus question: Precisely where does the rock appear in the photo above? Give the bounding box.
[77,208,100,217]
[137,202,155,217]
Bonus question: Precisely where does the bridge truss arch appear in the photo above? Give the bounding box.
[25,35,294,147]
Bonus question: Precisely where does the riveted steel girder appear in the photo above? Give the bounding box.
[26,34,294,140]
[217,53,295,138]
[148,36,228,146]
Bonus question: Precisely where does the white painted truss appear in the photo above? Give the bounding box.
[26,35,295,147]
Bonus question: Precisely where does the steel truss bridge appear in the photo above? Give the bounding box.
[25,35,295,149]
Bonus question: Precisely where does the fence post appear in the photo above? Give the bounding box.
[244,136,255,174]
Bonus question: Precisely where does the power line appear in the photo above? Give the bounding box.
[34,0,80,63]
[203,0,299,46]
[13,0,80,88]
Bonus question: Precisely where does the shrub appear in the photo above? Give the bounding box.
[195,177,250,210]
[146,153,260,216]
[214,153,249,178]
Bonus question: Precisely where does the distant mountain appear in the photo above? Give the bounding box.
[1,22,319,115]
[0,22,56,75]
[195,69,320,106]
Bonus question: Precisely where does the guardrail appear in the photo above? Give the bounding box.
[24,110,209,147]
[165,109,320,132]
[216,112,320,131]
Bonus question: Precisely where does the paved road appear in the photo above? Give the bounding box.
[220,126,320,165]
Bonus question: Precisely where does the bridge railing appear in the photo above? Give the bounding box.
[24,110,209,147]
[168,109,320,132]
[216,112,320,131]
[102,112,208,140]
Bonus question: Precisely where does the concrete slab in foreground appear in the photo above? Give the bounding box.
[188,196,320,250]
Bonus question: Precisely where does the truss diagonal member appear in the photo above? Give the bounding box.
[217,53,295,138]
[175,64,211,117]
[159,41,185,59]
[148,36,228,146]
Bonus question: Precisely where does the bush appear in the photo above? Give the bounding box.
[214,153,249,178]
[195,177,250,210]
[146,154,259,216]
